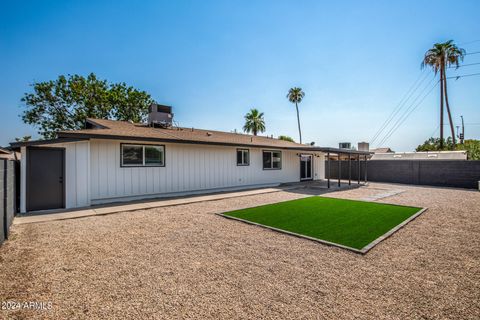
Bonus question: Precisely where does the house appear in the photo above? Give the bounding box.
[10,105,369,213]
[371,147,394,153]
[371,150,467,160]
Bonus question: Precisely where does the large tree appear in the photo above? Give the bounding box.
[21,73,155,139]
[286,87,305,144]
[421,40,465,149]
[243,108,265,136]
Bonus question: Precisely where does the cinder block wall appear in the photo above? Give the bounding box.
[1,159,16,244]
[326,160,480,189]
[0,159,5,244]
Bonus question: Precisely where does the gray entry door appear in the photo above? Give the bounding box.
[300,154,313,180]
[27,147,65,212]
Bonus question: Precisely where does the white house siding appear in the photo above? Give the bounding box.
[20,141,90,212]
[89,139,325,204]
[313,153,326,180]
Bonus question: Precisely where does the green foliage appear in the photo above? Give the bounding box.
[458,140,480,160]
[415,137,480,160]
[416,137,454,151]
[421,40,466,73]
[15,136,31,142]
[286,87,305,104]
[278,135,294,142]
[243,108,266,136]
[21,73,155,139]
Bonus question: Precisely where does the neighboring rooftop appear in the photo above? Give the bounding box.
[371,150,467,160]
[371,147,394,153]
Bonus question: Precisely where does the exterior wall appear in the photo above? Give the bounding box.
[90,139,325,204]
[20,138,326,211]
[20,141,90,213]
[1,159,16,243]
[326,159,480,189]
[313,153,325,180]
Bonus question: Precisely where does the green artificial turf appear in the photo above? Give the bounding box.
[223,197,422,250]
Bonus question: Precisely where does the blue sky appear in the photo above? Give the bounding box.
[1,0,479,150]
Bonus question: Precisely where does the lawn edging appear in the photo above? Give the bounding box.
[360,207,428,253]
[216,206,428,255]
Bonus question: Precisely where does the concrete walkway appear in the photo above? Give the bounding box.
[14,186,295,225]
[360,188,405,201]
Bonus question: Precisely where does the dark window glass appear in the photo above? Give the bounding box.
[145,146,164,166]
[243,150,249,165]
[237,150,243,164]
[237,149,249,165]
[272,151,281,169]
[263,151,281,169]
[263,151,271,169]
[122,145,143,165]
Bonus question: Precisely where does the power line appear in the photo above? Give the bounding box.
[448,62,480,68]
[446,72,480,80]
[370,70,430,144]
[465,51,480,55]
[376,81,439,147]
[375,77,437,146]
[429,124,440,137]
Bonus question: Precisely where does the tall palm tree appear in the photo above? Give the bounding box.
[287,87,305,144]
[243,108,265,136]
[422,40,465,149]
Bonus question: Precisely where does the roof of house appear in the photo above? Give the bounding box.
[59,118,309,149]
[371,147,393,153]
[10,118,371,154]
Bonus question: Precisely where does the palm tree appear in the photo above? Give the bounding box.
[243,108,265,136]
[422,40,465,149]
[287,87,305,144]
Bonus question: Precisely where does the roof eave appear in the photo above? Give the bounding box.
[57,132,372,154]
[9,137,89,149]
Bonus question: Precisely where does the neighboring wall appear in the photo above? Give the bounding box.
[90,139,325,204]
[1,159,16,244]
[326,160,480,189]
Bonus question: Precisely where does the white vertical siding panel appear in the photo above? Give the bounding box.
[124,168,132,195]
[64,143,76,208]
[90,142,99,198]
[115,143,124,196]
[88,139,326,204]
[75,141,90,207]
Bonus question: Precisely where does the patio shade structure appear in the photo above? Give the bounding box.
[324,148,371,188]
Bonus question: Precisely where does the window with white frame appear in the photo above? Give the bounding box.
[263,150,281,169]
[237,149,250,166]
[121,144,165,167]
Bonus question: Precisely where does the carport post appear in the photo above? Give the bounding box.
[348,154,351,185]
[364,155,368,183]
[338,153,341,187]
[357,154,360,184]
[327,152,330,188]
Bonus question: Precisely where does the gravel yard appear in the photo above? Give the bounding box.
[0,183,479,319]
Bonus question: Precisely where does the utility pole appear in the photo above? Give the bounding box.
[460,115,465,144]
